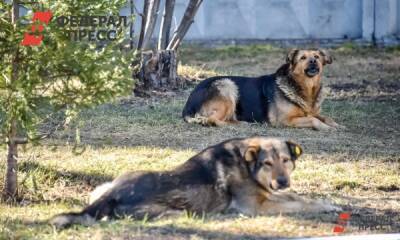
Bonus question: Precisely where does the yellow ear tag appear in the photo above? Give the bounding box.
[295,146,301,156]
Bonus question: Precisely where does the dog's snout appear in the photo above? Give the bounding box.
[309,58,317,64]
[277,176,288,188]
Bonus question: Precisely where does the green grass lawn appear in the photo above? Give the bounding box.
[1,44,399,239]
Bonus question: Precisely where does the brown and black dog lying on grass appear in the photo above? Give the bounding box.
[182,49,341,130]
[50,137,339,228]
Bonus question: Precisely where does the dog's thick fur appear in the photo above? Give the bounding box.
[50,137,338,228]
[182,49,340,130]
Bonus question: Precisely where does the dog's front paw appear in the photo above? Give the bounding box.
[316,124,336,131]
[321,117,344,130]
[327,121,339,128]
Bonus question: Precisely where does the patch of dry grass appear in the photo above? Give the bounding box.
[178,64,221,82]
[0,146,398,239]
[0,44,399,239]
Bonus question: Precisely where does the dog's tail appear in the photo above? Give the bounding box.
[210,78,239,105]
[183,78,238,125]
[49,199,113,229]
[49,212,95,229]
[50,181,116,229]
[49,188,116,229]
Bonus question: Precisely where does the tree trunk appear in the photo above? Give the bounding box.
[141,0,161,50]
[3,0,19,201]
[137,50,183,91]
[3,120,18,201]
[135,0,202,92]
[158,0,175,50]
[167,0,202,50]
[137,0,150,49]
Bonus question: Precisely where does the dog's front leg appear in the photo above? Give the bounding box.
[258,192,341,214]
[315,115,344,129]
[287,116,333,131]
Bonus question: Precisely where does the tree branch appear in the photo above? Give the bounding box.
[166,0,202,50]
[132,1,144,17]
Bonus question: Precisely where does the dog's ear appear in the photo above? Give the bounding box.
[286,141,303,160]
[318,49,333,65]
[286,49,299,65]
[244,145,260,162]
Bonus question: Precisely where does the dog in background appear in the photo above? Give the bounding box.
[50,137,339,228]
[182,49,341,130]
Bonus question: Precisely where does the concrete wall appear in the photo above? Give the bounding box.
[120,0,400,45]
[397,2,400,33]
[374,0,399,41]
[190,0,363,40]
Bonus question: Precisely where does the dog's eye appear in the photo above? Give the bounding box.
[283,158,290,163]
[300,55,306,60]
[314,55,320,59]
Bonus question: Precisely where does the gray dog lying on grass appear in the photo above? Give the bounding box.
[50,137,340,228]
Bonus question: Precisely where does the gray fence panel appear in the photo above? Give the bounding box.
[120,0,400,44]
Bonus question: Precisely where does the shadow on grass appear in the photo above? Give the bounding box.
[19,161,113,188]
[1,161,114,205]
[284,201,400,233]
[7,206,399,239]
[133,225,293,240]
[2,193,399,239]
[0,218,293,240]
[49,94,400,157]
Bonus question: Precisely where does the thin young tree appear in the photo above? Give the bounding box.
[0,0,134,201]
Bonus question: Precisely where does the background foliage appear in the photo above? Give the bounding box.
[0,0,134,144]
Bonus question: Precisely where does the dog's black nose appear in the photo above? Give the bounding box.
[309,58,317,64]
[277,176,288,188]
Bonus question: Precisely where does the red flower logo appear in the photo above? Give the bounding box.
[333,212,351,233]
[21,11,52,46]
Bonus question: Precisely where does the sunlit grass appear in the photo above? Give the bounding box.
[0,45,399,239]
[0,143,398,239]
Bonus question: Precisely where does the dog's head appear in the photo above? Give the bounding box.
[242,138,303,191]
[286,49,332,79]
